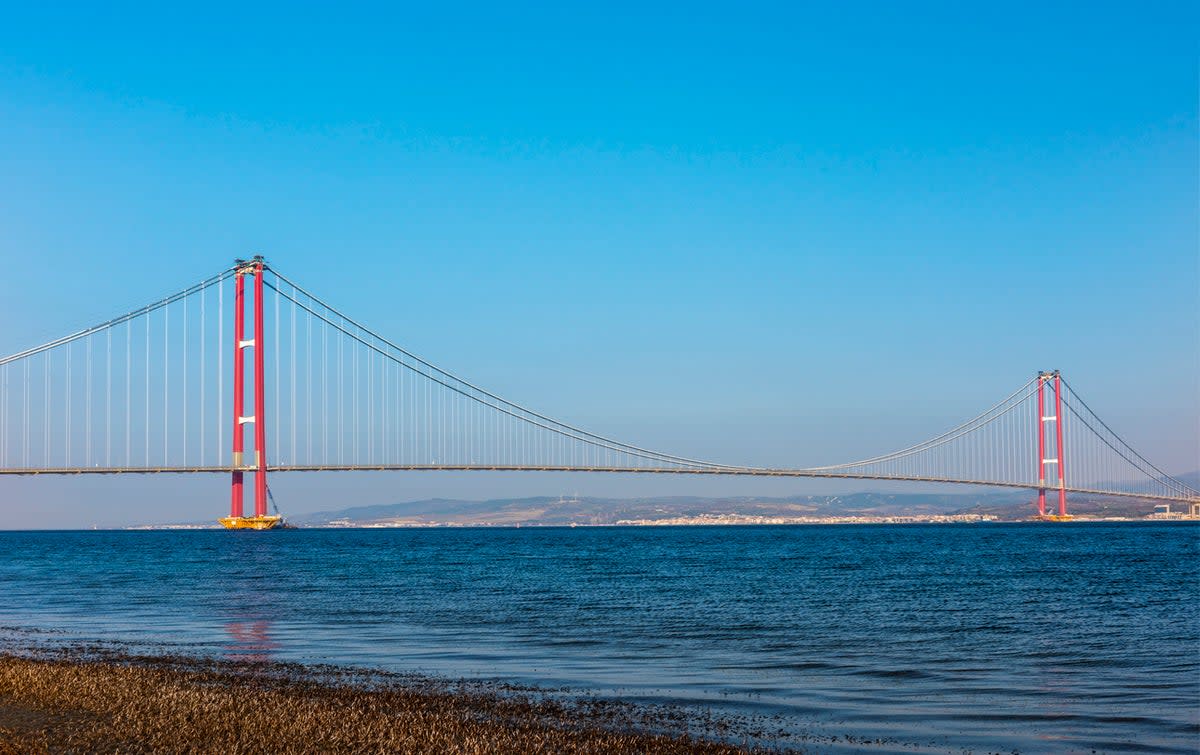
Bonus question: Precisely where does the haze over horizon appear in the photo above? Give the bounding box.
[1,2,1196,528]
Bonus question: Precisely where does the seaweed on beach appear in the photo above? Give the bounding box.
[0,647,798,754]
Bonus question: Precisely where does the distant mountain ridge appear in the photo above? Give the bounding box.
[294,490,1111,526]
[1170,471,1200,489]
[293,471,1200,526]
[134,473,1197,528]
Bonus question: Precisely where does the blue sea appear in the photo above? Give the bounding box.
[1,523,1196,753]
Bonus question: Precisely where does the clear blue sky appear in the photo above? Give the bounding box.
[0,2,1196,526]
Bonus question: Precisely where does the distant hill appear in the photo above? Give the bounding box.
[1172,471,1200,489]
[294,472,1200,526]
[296,489,1159,526]
[136,475,1197,529]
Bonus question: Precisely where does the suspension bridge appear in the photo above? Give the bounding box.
[0,257,1195,528]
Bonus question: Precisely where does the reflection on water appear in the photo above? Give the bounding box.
[224,619,276,662]
[1,523,1197,753]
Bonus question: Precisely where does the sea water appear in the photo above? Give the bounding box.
[1,523,1196,752]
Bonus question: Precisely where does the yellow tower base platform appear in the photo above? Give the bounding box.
[218,515,284,530]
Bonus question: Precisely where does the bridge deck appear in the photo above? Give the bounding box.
[1,465,1194,502]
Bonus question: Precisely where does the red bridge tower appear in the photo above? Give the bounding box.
[1035,370,1069,520]
[219,257,278,530]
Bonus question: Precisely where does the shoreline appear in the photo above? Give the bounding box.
[0,642,783,754]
